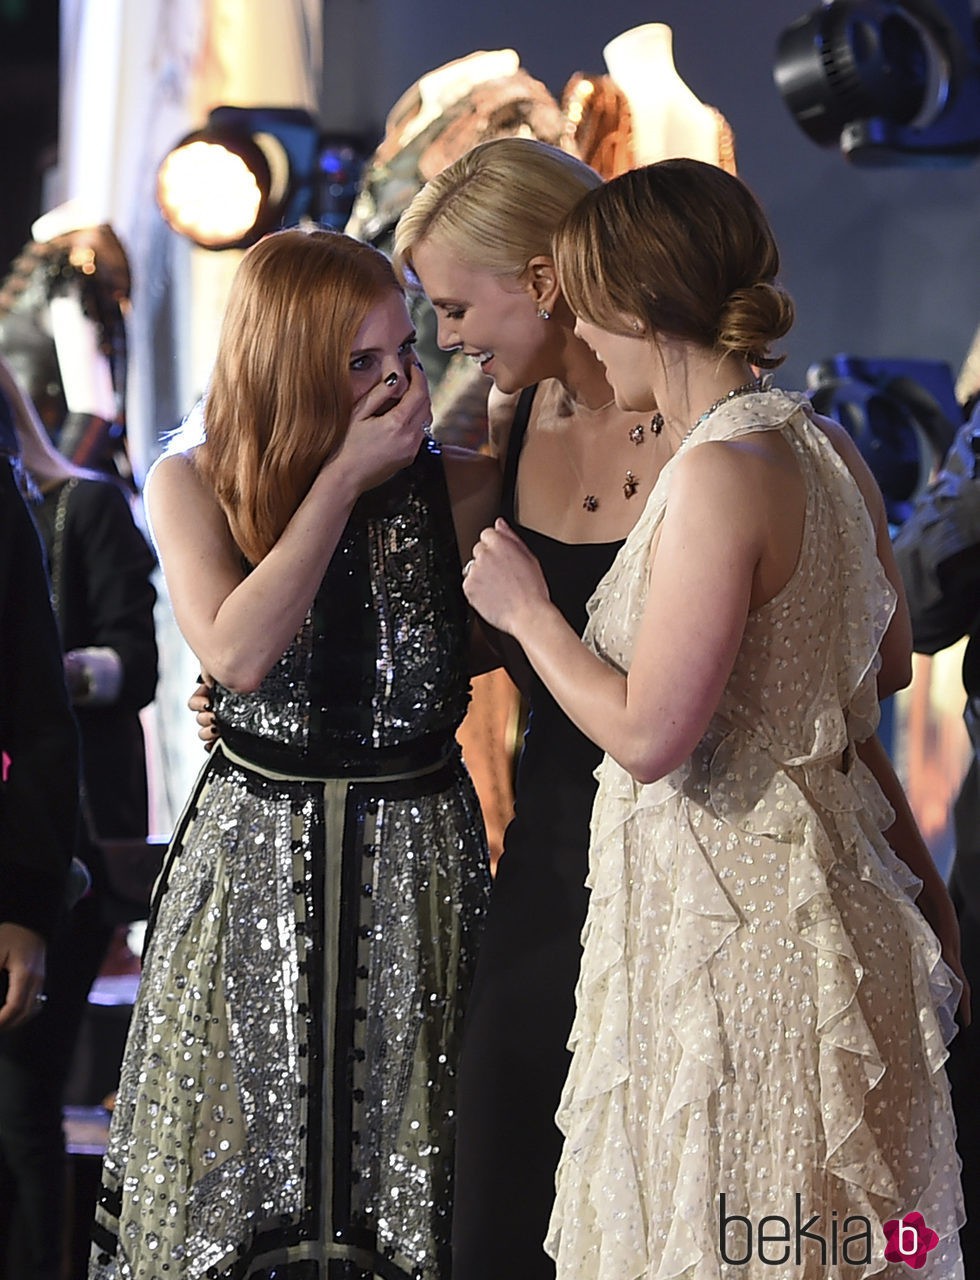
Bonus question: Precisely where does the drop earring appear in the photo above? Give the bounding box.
[537,308,551,321]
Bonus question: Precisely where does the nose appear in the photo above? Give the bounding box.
[435,315,461,353]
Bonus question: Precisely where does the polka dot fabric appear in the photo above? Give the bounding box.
[545,390,964,1279]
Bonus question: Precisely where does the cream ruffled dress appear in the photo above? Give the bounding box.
[545,389,964,1280]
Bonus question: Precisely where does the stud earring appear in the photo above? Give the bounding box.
[537,308,551,321]
[650,412,664,436]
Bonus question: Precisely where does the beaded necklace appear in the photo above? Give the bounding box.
[680,379,762,448]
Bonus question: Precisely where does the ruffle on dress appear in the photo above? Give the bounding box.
[546,391,964,1280]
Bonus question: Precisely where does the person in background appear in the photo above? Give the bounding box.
[0,361,79,1280]
[895,406,980,1275]
[4,351,159,854]
[0,351,157,1276]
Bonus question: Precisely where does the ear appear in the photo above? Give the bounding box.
[521,255,560,311]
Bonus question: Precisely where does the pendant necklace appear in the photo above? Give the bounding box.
[561,393,663,512]
[568,421,657,512]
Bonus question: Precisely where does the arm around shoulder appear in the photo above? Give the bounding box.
[442,446,501,563]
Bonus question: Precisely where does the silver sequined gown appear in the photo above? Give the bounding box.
[544,390,964,1279]
[89,441,490,1280]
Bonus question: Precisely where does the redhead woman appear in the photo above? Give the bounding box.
[89,228,494,1280]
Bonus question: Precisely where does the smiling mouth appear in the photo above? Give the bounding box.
[467,350,494,369]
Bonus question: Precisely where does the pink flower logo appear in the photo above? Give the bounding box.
[883,1213,940,1268]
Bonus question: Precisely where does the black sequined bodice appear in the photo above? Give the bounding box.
[213,439,469,772]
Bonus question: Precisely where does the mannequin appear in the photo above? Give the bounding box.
[0,201,131,480]
[384,49,522,158]
[603,23,736,171]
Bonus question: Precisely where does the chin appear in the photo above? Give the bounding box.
[488,368,520,395]
[617,391,656,414]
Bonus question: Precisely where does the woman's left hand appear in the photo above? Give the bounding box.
[463,518,550,637]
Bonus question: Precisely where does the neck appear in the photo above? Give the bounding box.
[658,355,759,446]
[550,311,618,411]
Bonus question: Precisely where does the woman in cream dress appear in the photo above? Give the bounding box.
[463,159,966,1279]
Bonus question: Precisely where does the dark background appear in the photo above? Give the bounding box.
[4,2,980,403]
[0,0,59,273]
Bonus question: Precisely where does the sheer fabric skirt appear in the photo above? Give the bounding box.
[90,738,489,1280]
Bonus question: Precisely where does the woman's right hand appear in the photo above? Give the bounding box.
[330,360,431,495]
[188,679,220,751]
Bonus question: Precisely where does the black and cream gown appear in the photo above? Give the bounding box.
[90,440,490,1280]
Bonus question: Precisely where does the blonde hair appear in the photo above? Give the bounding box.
[196,228,401,565]
[555,158,794,370]
[393,136,601,283]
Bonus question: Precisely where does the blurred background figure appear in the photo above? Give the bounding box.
[0,358,80,1280]
[0,209,131,482]
[895,404,980,1274]
[0,353,157,1280]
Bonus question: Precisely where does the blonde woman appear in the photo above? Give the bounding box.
[89,229,494,1280]
[394,137,676,1278]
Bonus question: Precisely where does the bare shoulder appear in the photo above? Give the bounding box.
[145,446,203,496]
[670,432,799,540]
[673,431,777,492]
[144,446,228,544]
[487,385,523,463]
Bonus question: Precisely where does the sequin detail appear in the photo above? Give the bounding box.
[545,390,964,1279]
[90,442,489,1279]
[214,441,470,757]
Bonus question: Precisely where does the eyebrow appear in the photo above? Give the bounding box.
[349,329,417,359]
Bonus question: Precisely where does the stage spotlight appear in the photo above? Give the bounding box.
[156,106,321,250]
[774,0,980,165]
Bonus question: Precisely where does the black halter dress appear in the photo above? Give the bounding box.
[452,387,624,1279]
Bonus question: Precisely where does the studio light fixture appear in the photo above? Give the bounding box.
[156,106,324,250]
[774,0,980,165]
[807,355,960,526]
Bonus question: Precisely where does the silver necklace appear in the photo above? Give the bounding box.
[680,379,761,447]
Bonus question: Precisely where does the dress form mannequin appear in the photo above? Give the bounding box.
[31,203,119,428]
[603,24,732,168]
[410,50,520,147]
[0,201,130,476]
[375,50,522,164]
